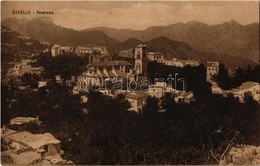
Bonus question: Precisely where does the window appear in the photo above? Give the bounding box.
[136,63,141,72]
[44,145,48,152]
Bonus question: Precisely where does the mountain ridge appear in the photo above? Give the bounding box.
[2,17,258,69]
[82,20,259,62]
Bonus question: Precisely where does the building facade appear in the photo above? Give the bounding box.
[119,48,135,59]
[134,44,147,75]
[206,61,219,83]
[147,52,164,62]
[125,91,150,112]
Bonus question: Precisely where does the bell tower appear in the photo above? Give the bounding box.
[134,44,147,75]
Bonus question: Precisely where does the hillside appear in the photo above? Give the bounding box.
[2,17,257,69]
[2,17,120,52]
[114,36,256,69]
[1,26,49,63]
[83,20,259,62]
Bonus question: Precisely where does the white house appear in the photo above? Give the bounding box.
[224,81,260,103]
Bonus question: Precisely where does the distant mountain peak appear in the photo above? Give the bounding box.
[123,38,141,43]
[185,20,202,25]
[150,36,171,41]
[31,16,54,23]
[225,19,241,26]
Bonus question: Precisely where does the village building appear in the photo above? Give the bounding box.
[40,41,50,46]
[147,52,164,62]
[125,91,150,113]
[211,84,223,94]
[81,60,134,88]
[206,61,219,83]
[1,128,71,165]
[51,45,60,57]
[10,116,41,125]
[222,81,260,103]
[51,45,73,57]
[119,48,135,59]
[38,81,47,89]
[174,91,195,104]
[134,44,147,75]
[162,58,199,68]
[147,85,164,98]
[99,89,113,97]
[72,85,80,95]
[80,95,88,103]
[76,46,111,64]
[6,59,44,79]
[75,46,108,56]
[55,75,62,84]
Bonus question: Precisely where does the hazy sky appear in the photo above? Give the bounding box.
[2,1,259,30]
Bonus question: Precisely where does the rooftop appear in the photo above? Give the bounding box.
[10,116,40,125]
[5,131,60,150]
[239,81,259,90]
[125,91,150,100]
[88,60,132,67]
[76,46,93,50]
[207,61,219,67]
[148,52,163,55]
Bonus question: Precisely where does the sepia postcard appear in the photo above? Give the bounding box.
[1,1,259,165]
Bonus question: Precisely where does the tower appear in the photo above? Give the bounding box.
[206,61,219,84]
[134,44,147,75]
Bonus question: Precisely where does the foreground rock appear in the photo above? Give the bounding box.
[220,145,260,165]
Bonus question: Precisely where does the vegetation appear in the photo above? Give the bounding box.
[214,64,260,89]
[1,80,259,164]
[37,52,89,79]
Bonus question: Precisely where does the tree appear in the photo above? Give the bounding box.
[142,96,159,116]
[21,73,40,89]
[213,64,231,89]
